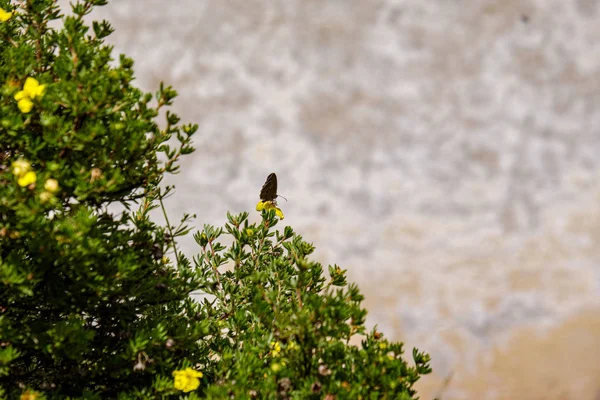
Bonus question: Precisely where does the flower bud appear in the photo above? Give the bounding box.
[39,191,53,203]
[44,178,59,193]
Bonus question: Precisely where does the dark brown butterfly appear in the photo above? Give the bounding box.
[260,173,278,203]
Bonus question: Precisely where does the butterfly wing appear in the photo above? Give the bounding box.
[260,173,278,202]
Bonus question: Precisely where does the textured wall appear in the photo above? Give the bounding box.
[64,1,600,398]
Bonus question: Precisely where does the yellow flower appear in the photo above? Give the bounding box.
[256,201,284,219]
[14,77,45,113]
[12,159,31,176]
[22,77,46,99]
[0,7,14,22]
[18,171,36,187]
[20,390,39,400]
[270,341,282,357]
[172,367,203,392]
[44,178,59,193]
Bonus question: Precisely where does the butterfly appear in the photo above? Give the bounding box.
[257,173,285,219]
[260,172,278,204]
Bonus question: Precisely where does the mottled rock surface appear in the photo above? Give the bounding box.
[64,1,600,398]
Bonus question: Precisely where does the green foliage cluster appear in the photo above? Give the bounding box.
[194,212,431,399]
[0,1,431,399]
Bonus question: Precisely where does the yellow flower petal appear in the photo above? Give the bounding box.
[23,78,36,94]
[18,171,36,187]
[257,200,284,219]
[14,90,27,101]
[183,367,203,378]
[33,84,46,98]
[12,159,31,176]
[0,7,13,22]
[18,98,34,113]
[23,77,45,99]
[275,207,284,219]
[19,390,39,400]
[270,341,282,356]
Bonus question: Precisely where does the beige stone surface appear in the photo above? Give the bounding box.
[415,307,600,400]
[58,0,600,398]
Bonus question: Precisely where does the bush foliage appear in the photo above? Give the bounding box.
[0,1,431,399]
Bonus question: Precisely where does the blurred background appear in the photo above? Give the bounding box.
[64,0,600,399]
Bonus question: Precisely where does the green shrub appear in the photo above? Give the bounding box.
[0,1,431,398]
